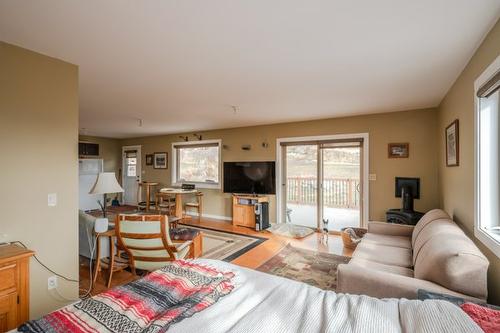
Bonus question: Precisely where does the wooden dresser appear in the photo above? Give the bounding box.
[0,244,34,332]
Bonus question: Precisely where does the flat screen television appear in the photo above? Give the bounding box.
[223,161,276,194]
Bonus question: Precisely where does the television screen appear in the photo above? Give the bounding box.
[223,161,276,194]
[395,177,420,199]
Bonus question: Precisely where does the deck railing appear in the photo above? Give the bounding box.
[287,177,360,209]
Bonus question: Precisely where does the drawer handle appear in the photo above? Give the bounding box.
[0,264,16,271]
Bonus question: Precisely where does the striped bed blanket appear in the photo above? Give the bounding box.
[18,261,234,333]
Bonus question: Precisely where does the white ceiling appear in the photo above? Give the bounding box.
[1,1,499,138]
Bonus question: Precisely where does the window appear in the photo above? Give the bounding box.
[125,150,137,177]
[475,56,500,258]
[172,140,222,188]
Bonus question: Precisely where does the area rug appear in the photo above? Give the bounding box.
[267,223,315,239]
[256,244,350,290]
[180,225,267,262]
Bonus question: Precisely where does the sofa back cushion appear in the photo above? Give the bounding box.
[412,219,461,265]
[414,231,489,300]
[412,209,451,247]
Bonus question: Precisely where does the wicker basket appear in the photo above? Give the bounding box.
[340,227,367,250]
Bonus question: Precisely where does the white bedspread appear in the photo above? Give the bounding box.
[168,259,481,333]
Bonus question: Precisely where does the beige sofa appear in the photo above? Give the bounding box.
[337,209,489,302]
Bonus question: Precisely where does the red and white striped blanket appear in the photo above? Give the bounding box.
[18,260,235,333]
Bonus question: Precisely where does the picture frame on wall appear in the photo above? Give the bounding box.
[153,152,168,169]
[388,143,409,158]
[145,154,154,166]
[446,119,459,167]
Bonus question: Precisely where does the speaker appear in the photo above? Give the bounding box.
[94,218,109,233]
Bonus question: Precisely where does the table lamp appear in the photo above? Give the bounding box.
[89,172,124,217]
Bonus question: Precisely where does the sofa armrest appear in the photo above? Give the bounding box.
[367,221,414,236]
[336,264,485,303]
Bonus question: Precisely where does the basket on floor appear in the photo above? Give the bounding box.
[340,227,367,250]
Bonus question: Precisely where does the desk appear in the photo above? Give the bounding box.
[159,188,198,219]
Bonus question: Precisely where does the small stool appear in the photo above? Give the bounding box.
[170,228,203,258]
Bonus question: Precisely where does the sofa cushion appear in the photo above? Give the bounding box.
[412,219,463,265]
[411,209,451,247]
[353,241,413,268]
[363,233,411,249]
[349,257,414,277]
[414,234,489,300]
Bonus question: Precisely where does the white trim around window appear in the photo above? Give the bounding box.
[474,55,500,258]
[171,139,222,189]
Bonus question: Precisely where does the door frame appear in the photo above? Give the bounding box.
[276,133,369,228]
[122,145,142,205]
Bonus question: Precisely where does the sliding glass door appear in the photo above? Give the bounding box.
[282,139,363,231]
[321,143,361,231]
[283,144,318,229]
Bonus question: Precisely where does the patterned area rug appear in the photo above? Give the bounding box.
[183,225,267,262]
[256,244,350,290]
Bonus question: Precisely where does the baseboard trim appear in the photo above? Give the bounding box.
[186,212,232,221]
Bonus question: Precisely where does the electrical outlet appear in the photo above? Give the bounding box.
[48,193,57,207]
[369,174,377,181]
[48,276,58,290]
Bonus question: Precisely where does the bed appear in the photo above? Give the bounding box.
[17,259,482,333]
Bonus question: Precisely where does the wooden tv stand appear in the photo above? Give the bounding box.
[232,194,269,229]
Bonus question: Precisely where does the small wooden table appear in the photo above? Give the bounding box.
[159,188,198,219]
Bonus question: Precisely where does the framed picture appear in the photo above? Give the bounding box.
[153,152,168,169]
[145,154,154,166]
[446,119,459,167]
[388,143,409,158]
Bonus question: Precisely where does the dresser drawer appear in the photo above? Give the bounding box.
[0,263,17,294]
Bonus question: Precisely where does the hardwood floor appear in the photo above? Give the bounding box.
[79,217,353,296]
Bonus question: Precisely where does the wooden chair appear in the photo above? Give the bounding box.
[115,214,192,273]
[155,192,176,215]
[185,191,203,219]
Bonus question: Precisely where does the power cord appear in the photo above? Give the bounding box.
[11,241,79,283]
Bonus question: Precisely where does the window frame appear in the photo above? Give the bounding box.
[171,139,222,189]
[474,55,500,258]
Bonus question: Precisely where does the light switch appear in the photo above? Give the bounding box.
[369,174,377,181]
[48,193,57,207]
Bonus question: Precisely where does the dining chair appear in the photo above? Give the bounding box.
[155,192,176,215]
[115,214,192,273]
[185,191,204,219]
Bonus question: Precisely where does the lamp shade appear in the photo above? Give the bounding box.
[89,172,124,195]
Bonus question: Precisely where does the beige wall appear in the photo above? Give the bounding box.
[0,42,79,318]
[79,135,122,176]
[437,19,500,305]
[122,108,440,223]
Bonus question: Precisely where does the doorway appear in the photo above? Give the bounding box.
[277,134,368,231]
[122,145,142,205]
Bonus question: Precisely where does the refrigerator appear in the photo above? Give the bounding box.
[79,158,103,211]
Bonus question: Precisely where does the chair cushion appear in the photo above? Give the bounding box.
[349,257,414,277]
[411,209,451,247]
[170,228,201,241]
[353,241,413,268]
[414,234,489,300]
[363,233,411,249]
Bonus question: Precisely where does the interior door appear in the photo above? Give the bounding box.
[321,141,362,231]
[283,144,319,229]
[122,146,141,205]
